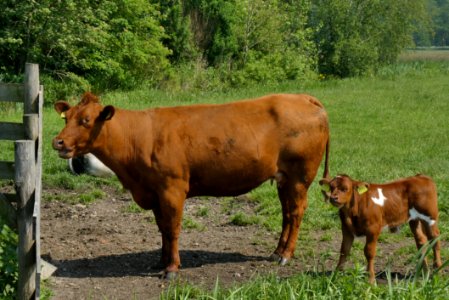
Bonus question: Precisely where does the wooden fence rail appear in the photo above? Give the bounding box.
[0,63,43,300]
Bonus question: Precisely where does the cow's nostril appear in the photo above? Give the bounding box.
[57,139,64,146]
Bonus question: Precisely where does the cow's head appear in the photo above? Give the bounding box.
[52,92,115,159]
[319,175,369,209]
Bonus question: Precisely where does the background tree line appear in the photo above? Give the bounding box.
[0,0,447,101]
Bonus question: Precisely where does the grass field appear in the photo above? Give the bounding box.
[2,60,449,298]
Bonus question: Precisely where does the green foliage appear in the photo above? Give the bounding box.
[311,0,429,77]
[0,0,170,101]
[0,222,18,299]
[421,0,449,46]
[0,0,440,92]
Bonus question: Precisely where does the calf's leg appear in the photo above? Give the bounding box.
[336,216,354,271]
[364,232,379,284]
[421,221,442,269]
[409,219,430,271]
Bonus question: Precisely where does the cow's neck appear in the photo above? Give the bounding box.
[91,109,153,186]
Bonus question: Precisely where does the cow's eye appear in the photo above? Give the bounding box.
[81,117,90,126]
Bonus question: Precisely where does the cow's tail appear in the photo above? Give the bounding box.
[322,136,330,179]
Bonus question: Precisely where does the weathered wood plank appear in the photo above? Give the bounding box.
[0,83,24,102]
[34,87,44,299]
[25,63,39,114]
[0,122,25,140]
[0,161,15,180]
[24,114,39,141]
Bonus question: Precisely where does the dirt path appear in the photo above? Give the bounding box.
[41,192,326,300]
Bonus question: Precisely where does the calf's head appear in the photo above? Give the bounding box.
[319,175,369,210]
[52,92,115,159]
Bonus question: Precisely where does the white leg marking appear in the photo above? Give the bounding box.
[371,188,387,206]
[408,208,436,226]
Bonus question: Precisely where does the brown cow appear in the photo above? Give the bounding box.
[53,92,330,278]
[319,174,442,283]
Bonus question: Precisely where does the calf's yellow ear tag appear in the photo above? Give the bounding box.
[357,185,368,195]
[321,183,330,192]
[60,112,66,119]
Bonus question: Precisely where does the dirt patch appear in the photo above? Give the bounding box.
[41,188,447,299]
[41,192,306,299]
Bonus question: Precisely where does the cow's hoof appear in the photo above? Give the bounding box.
[279,257,289,266]
[269,253,281,262]
[162,271,178,281]
[268,253,289,265]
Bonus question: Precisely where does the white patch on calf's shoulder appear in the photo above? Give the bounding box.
[408,208,436,226]
[371,188,387,206]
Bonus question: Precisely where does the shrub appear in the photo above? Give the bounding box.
[0,222,18,299]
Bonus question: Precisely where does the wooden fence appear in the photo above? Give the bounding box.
[0,63,43,300]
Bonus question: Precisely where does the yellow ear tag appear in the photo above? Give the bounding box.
[60,112,66,119]
[357,185,368,195]
[321,184,330,192]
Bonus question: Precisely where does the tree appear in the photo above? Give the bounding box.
[311,0,429,77]
[0,0,170,91]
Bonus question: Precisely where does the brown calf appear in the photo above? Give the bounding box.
[52,92,330,278]
[319,174,442,283]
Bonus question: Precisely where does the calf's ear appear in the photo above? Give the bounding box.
[99,105,115,121]
[319,178,331,202]
[355,182,369,195]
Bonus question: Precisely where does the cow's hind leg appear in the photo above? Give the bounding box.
[273,178,309,265]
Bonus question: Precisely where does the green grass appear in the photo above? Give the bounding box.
[2,60,449,298]
[161,269,449,300]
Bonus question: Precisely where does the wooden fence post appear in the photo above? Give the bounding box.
[24,63,39,115]
[15,140,37,300]
[0,62,44,300]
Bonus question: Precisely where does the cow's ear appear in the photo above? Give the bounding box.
[319,178,331,192]
[54,101,71,114]
[355,182,369,195]
[99,105,115,121]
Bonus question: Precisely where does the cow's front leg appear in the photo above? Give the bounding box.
[364,232,379,284]
[152,206,170,268]
[156,181,187,279]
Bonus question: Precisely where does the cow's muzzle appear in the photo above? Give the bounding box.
[52,138,74,159]
[330,197,342,207]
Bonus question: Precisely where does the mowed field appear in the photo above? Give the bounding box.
[1,57,449,298]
